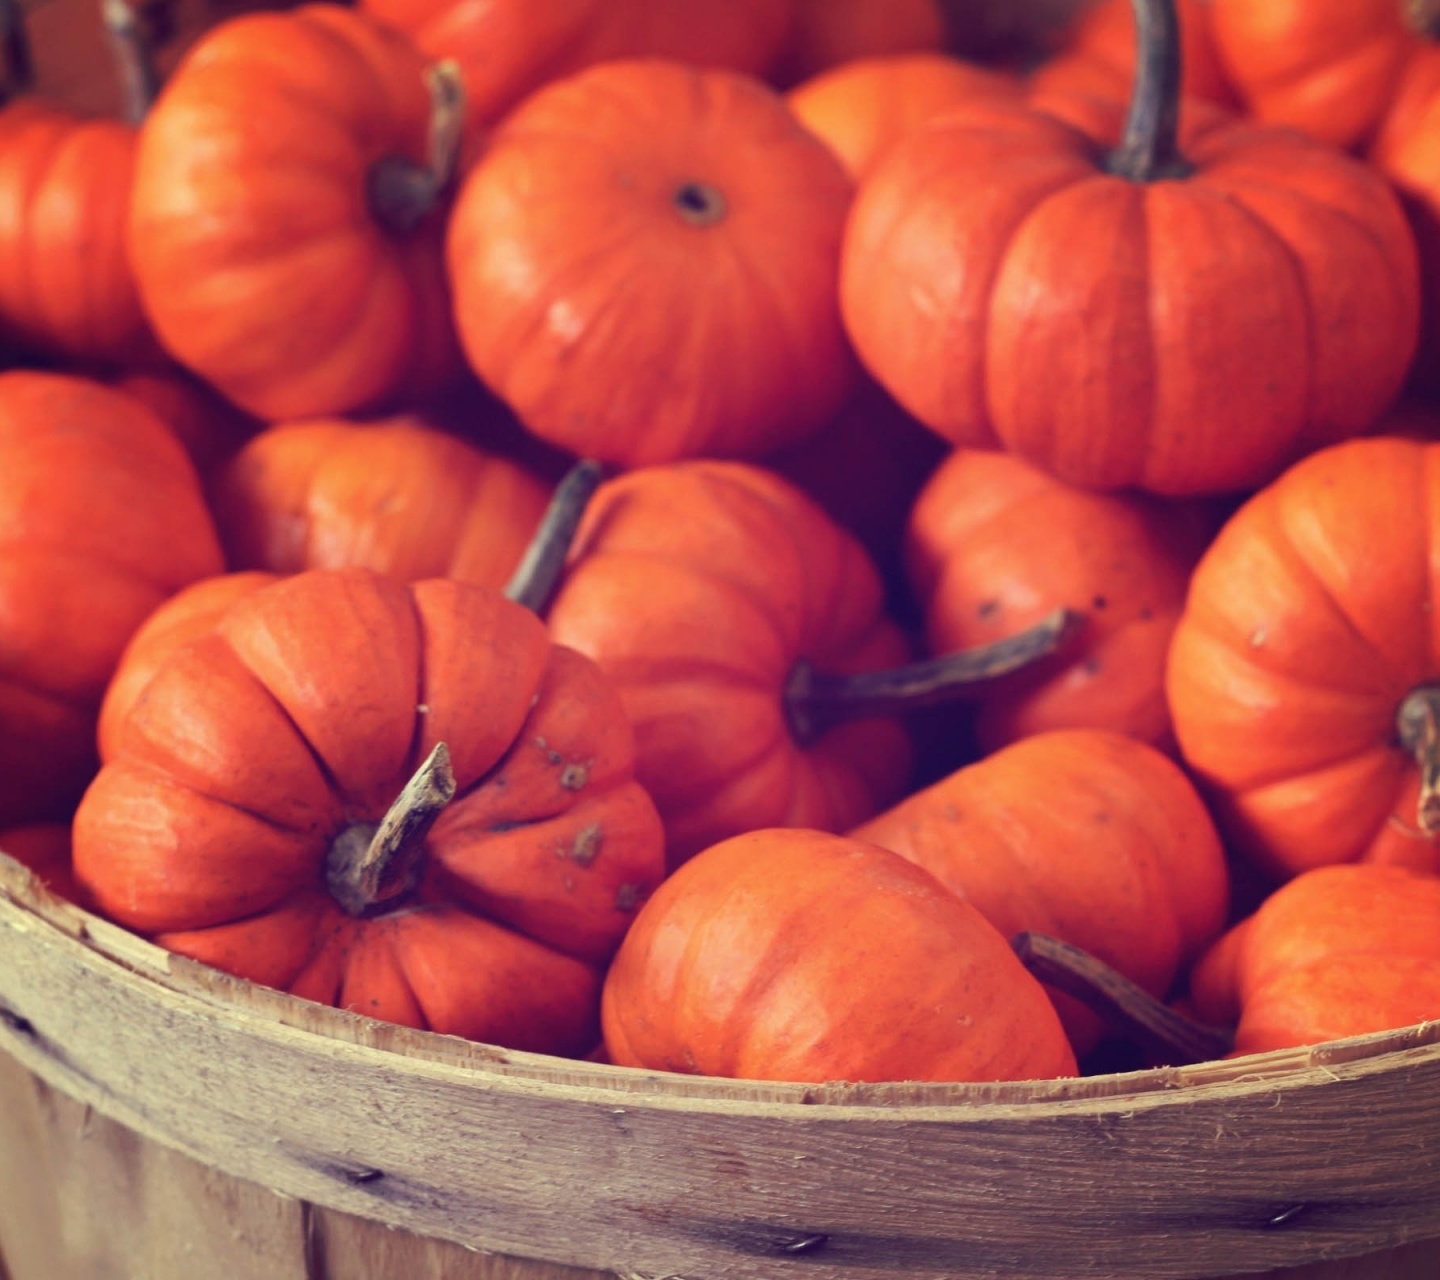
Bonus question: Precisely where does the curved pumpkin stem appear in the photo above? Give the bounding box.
[1107,0,1192,182]
[0,0,33,103]
[326,741,456,918]
[1397,686,1440,835]
[369,59,466,235]
[101,0,161,125]
[1013,932,1235,1066]
[1408,0,1440,37]
[504,458,605,615]
[785,607,1082,745]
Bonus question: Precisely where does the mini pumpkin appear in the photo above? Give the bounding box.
[128,5,464,420]
[905,446,1217,750]
[111,366,259,476]
[602,828,1078,1084]
[74,567,666,1050]
[447,58,857,466]
[1210,0,1426,149]
[0,371,224,826]
[842,0,1420,495]
[1167,435,1440,881]
[853,729,1230,1055]
[211,414,551,587]
[1187,863,1440,1055]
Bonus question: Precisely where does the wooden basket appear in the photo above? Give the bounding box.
[2,854,1438,1280]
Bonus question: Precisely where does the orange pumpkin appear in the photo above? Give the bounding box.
[905,446,1216,751]
[1188,864,1440,1055]
[787,51,1018,182]
[128,5,463,421]
[841,0,1420,496]
[74,567,666,1050]
[111,366,259,476]
[1030,0,1236,108]
[1167,435,1440,882]
[773,0,946,86]
[602,828,1078,1083]
[0,371,224,827]
[1210,0,1424,149]
[211,414,552,587]
[0,3,163,367]
[545,460,1075,867]
[356,0,796,136]
[853,730,1230,1055]
[447,58,857,467]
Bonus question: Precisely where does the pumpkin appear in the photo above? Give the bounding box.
[1167,435,1440,882]
[1029,0,1236,108]
[0,1,163,367]
[544,459,1075,868]
[787,51,1018,182]
[0,371,224,827]
[111,365,259,476]
[73,567,666,1050]
[601,828,1078,1084]
[1210,0,1425,150]
[841,0,1421,496]
[446,58,857,467]
[1371,45,1440,398]
[356,0,796,136]
[853,729,1230,1056]
[1187,864,1440,1056]
[128,4,463,421]
[905,446,1216,751]
[210,414,552,587]
[773,0,947,86]
[0,822,80,904]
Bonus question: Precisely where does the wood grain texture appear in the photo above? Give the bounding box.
[2,857,1440,1280]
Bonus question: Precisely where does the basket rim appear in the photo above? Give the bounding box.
[7,850,1436,1119]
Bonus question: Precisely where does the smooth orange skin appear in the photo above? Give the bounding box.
[448,59,857,467]
[905,447,1214,751]
[112,367,261,477]
[1210,0,1417,149]
[211,415,551,587]
[357,0,795,135]
[545,461,912,868]
[854,730,1230,1056]
[1030,0,1237,109]
[1372,45,1440,397]
[128,5,462,422]
[788,52,1018,182]
[0,101,161,367]
[1167,436,1440,882]
[602,829,1078,1084]
[1188,864,1440,1055]
[841,96,1420,497]
[74,569,666,1051]
[773,0,946,86]
[0,372,224,826]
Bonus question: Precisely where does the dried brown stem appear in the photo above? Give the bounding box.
[1397,686,1440,835]
[504,459,605,615]
[101,0,160,124]
[1107,0,1192,182]
[369,60,465,234]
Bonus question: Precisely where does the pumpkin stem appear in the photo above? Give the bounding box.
[1106,0,1192,182]
[101,0,161,125]
[0,0,33,102]
[1013,932,1235,1066]
[504,458,606,615]
[1397,686,1440,835]
[325,741,456,918]
[369,59,465,235]
[785,607,1082,745]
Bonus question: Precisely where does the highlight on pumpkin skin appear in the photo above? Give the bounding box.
[601,828,1079,1084]
[840,0,1422,497]
[446,58,858,468]
[1186,863,1440,1057]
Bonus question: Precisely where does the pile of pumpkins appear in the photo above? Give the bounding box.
[2,0,1440,1088]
